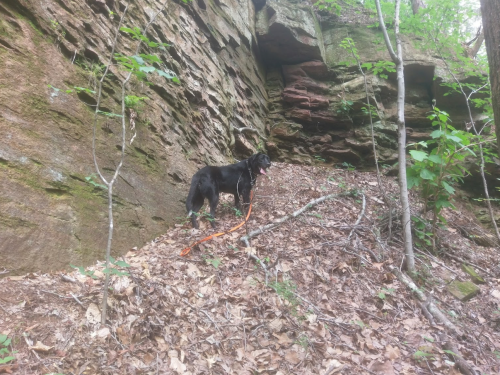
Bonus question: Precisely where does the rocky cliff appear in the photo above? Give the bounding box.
[0,0,483,274]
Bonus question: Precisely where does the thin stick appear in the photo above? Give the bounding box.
[240,191,352,245]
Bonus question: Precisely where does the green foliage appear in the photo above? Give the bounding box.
[269,280,300,310]
[124,95,148,110]
[413,350,434,361]
[341,162,356,171]
[114,26,179,84]
[336,99,354,117]
[0,334,15,365]
[232,207,243,217]
[85,174,108,190]
[407,107,475,223]
[377,287,394,300]
[71,264,98,279]
[295,334,310,349]
[96,110,123,118]
[204,256,221,269]
[361,60,395,79]
[314,155,326,163]
[71,256,130,278]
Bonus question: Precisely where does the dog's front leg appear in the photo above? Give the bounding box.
[241,189,251,214]
[234,194,241,210]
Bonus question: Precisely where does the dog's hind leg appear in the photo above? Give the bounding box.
[188,195,204,229]
[208,193,219,228]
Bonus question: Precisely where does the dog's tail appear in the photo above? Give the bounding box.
[186,172,201,217]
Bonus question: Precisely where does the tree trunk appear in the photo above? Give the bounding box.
[480,0,500,156]
[375,0,416,273]
[411,0,426,14]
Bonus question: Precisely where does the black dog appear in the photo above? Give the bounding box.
[186,153,271,229]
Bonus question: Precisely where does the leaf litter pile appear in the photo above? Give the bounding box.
[1,162,500,375]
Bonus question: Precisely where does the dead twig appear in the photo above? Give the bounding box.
[240,191,352,245]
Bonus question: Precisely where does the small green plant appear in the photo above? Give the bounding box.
[124,95,148,111]
[85,174,108,190]
[336,99,354,118]
[227,244,239,252]
[71,265,98,279]
[204,256,221,269]
[71,256,130,278]
[377,287,395,300]
[232,207,243,217]
[269,280,300,310]
[114,27,179,84]
[407,107,476,245]
[341,162,356,171]
[0,334,15,365]
[103,256,131,276]
[413,350,434,361]
[295,334,310,349]
[314,155,326,162]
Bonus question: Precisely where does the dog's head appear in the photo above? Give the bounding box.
[248,152,271,175]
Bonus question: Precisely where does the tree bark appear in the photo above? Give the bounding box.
[375,0,416,273]
[479,0,500,155]
[411,0,426,15]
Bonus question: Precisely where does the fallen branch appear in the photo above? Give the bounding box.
[388,265,463,337]
[240,191,352,245]
[439,333,478,375]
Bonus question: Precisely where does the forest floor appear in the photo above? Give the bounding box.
[1,162,500,375]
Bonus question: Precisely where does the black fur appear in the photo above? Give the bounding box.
[186,153,271,229]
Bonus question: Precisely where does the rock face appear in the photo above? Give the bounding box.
[0,0,267,273]
[0,0,486,274]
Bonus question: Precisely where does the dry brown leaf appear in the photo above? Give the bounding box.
[385,345,401,361]
[273,332,293,346]
[284,350,301,364]
[31,341,53,353]
[170,357,187,373]
[85,303,101,325]
[369,360,395,375]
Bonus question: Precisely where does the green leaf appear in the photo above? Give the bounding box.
[428,154,443,164]
[114,260,131,268]
[430,130,443,138]
[407,174,420,189]
[109,256,116,263]
[420,169,436,180]
[442,181,455,194]
[409,150,428,161]
[139,66,156,73]
[131,55,145,65]
[157,70,175,79]
[120,27,136,34]
[0,356,15,364]
[0,335,7,345]
[443,349,458,356]
[361,62,373,70]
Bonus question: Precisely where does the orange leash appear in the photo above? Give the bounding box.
[180,192,254,256]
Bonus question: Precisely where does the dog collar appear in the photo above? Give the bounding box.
[246,160,256,187]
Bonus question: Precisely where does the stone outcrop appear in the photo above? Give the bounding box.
[0,0,267,273]
[0,0,489,274]
[261,6,486,165]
